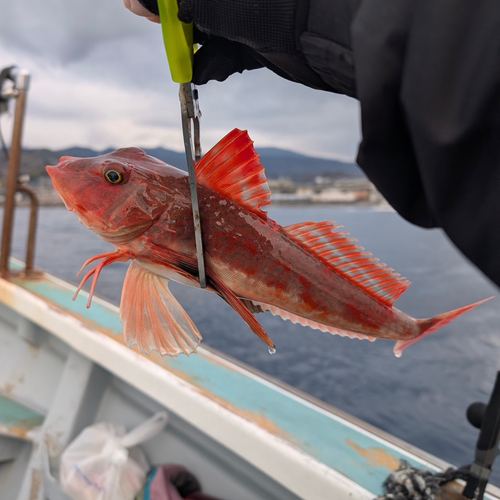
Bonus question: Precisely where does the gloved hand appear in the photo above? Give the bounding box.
[190,38,265,85]
[122,0,265,84]
[122,0,160,23]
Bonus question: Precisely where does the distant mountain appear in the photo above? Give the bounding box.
[0,145,363,183]
[257,148,362,182]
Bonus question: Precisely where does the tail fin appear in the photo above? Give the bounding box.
[394,297,493,357]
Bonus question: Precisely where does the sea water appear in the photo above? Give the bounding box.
[6,205,500,484]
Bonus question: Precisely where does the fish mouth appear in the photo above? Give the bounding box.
[94,219,155,245]
[46,164,75,211]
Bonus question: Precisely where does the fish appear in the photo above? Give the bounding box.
[46,129,491,358]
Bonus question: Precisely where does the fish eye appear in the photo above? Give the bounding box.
[104,169,124,184]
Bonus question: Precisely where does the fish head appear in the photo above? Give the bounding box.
[46,147,183,244]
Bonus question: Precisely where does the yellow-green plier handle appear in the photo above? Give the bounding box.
[158,0,194,83]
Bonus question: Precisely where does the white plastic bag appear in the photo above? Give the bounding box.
[60,412,168,500]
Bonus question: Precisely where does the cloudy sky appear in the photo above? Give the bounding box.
[0,0,361,161]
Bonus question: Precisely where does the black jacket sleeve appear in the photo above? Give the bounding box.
[352,0,500,287]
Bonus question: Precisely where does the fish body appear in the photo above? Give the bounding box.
[47,129,489,357]
[133,186,416,340]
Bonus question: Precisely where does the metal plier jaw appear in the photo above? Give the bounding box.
[179,82,206,288]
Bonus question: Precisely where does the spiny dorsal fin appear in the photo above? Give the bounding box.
[195,129,271,219]
[284,221,410,307]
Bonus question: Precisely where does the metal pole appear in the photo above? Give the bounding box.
[0,70,29,277]
[16,185,38,274]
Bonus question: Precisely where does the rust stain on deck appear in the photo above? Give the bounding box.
[346,439,400,471]
[190,380,294,440]
[2,374,26,396]
[29,468,42,500]
[147,350,301,445]
[0,423,40,440]
[0,279,16,307]
[2,383,15,395]
[0,423,29,439]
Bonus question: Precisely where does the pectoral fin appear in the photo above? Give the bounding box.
[121,261,202,357]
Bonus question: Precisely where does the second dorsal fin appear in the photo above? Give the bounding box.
[195,129,271,219]
[284,221,410,307]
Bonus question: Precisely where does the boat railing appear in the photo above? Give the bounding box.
[0,67,40,277]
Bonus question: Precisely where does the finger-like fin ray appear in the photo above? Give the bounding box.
[73,250,131,308]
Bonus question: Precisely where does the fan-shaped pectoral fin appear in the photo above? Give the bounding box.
[120,261,202,357]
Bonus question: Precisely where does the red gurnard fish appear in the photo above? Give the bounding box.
[46,129,490,358]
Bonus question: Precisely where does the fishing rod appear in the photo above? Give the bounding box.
[462,371,500,500]
[376,373,500,500]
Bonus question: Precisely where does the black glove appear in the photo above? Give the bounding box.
[137,0,265,84]
[137,0,159,16]
[191,37,264,84]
